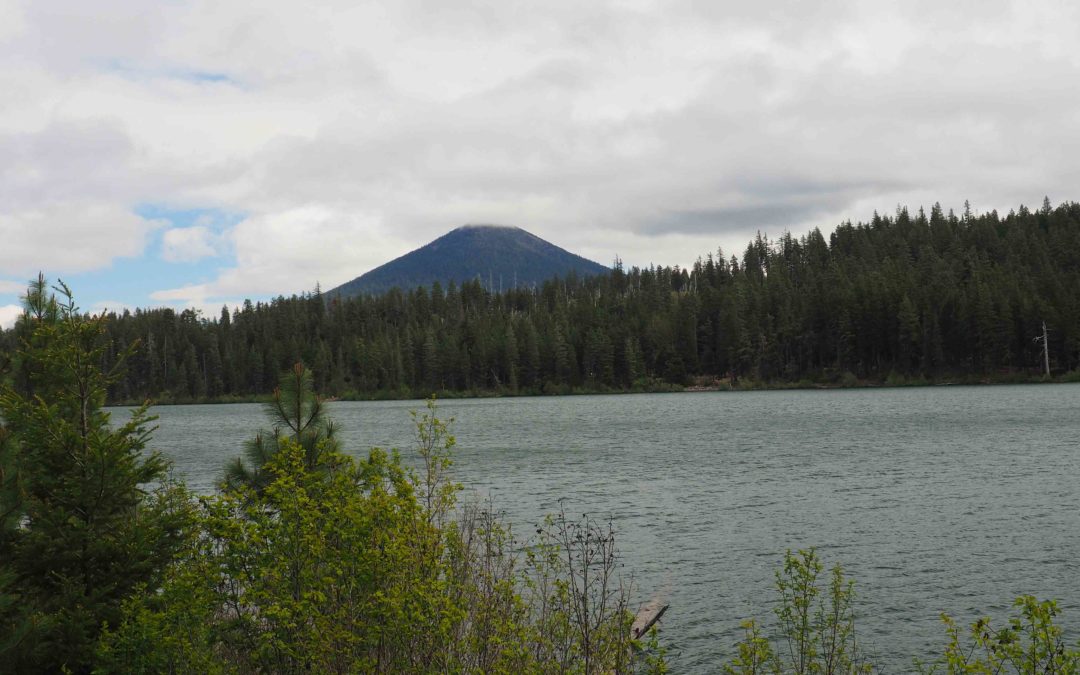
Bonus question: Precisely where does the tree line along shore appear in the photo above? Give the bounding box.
[7,200,1078,407]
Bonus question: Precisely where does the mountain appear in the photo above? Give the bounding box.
[330,224,610,297]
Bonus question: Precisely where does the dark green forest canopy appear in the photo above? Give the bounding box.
[9,200,1079,403]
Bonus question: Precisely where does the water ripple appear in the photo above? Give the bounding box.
[121,383,1080,673]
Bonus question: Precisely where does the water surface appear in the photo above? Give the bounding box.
[117,384,1080,672]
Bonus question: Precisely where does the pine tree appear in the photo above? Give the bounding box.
[0,277,191,672]
[623,337,645,385]
[223,362,340,494]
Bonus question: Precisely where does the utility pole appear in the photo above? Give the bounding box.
[1034,321,1050,377]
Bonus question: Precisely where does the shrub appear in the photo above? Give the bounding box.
[724,549,872,675]
[918,595,1080,674]
[99,398,664,674]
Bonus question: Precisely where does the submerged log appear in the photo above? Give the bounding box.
[631,601,669,640]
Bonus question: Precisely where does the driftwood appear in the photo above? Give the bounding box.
[631,601,669,640]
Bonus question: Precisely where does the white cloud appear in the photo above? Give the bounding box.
[0,117,222,276]
[161,225,222,263]
[0,203,162,275]
[2,0,1080,306]
[152,206,399,304]
[0,4,24,44]
[0,304,21,329]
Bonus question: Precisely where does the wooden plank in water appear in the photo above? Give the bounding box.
[631,602,669,639]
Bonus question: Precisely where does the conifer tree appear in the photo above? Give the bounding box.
[222,362,339,494]
[0,277,190,672]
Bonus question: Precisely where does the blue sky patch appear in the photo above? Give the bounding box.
[102,60,239,86]
[136,204,246,231]
[0,206,247,318]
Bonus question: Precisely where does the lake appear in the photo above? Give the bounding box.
[115,383,1080,672]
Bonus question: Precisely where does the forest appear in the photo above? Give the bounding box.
[4,199,1078,404]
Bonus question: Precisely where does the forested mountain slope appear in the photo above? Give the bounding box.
[330,224,609,297]
[5,200,1077,402]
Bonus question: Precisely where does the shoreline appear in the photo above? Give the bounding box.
[108,371,1079,407]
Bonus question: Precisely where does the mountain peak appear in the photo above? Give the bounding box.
[330,225,608,297]
[455,223,521,231]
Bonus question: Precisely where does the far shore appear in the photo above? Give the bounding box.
[107,370,1080,407]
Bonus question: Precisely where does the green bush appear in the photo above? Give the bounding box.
[98,399,663,674]
[724,549,872,675]
[917,596,1080,674]
[725,551,1080,675]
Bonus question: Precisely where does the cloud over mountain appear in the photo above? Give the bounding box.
[2,0,1079,310]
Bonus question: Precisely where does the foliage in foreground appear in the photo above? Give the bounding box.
[0,277,192,673]
[221,361,340,494]
[724,549,872,675]
[723,549,1080,675]
[97,398,661,674]
[919,596,1080,674]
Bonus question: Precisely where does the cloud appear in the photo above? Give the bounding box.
[161,225,223,263]
[0,204,162,275]
[643,177,909,235]
[0,120,153,274]
[2,0,1080,309]
[151,206,398,304]
[0,117,236,277]
[0,304,21,329]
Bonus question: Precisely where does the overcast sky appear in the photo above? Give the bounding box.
[3,0,1080,327]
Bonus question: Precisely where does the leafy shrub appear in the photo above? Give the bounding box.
[724,549,872,675]
[917,596,1080,674]
[98,398,663,674]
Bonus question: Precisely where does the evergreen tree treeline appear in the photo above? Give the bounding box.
[11,200,1077,403]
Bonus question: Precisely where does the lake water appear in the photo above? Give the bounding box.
[114,384,1080,672]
